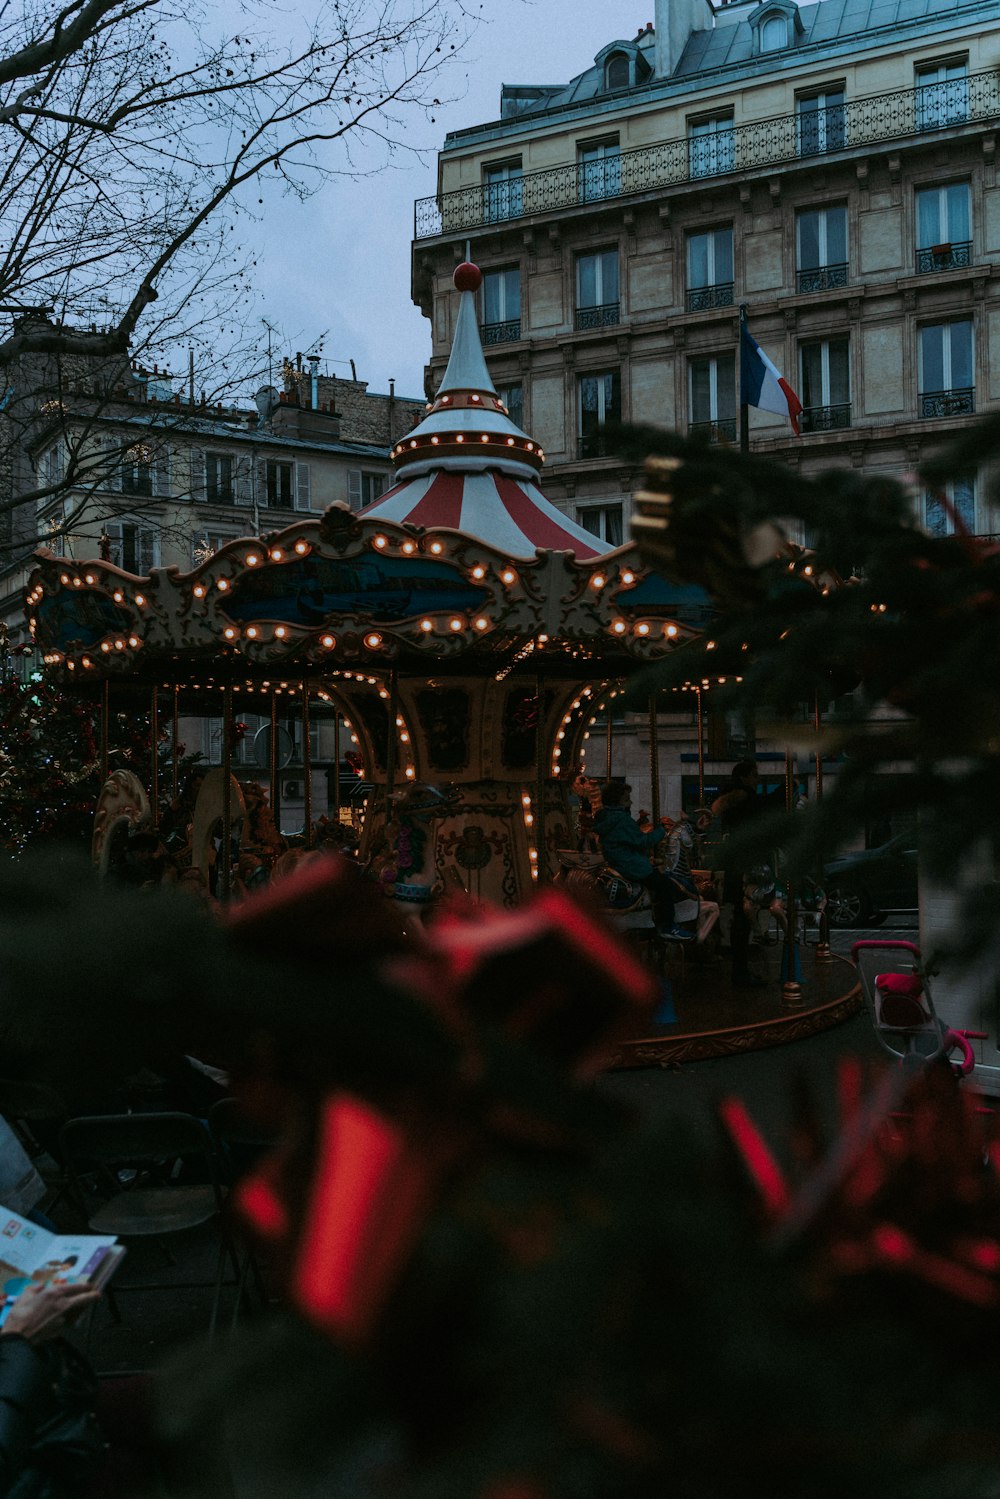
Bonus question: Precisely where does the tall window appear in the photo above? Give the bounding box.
[578,138,620,202]
[915,182,971,272]
[799,339,851,431]
[576,248,620,330]
[686,227,734,311]
[483,159,523,223]
[348,470,387,510]
[760,13,788,50]
[120,443,154,497]
[577,371,621,459]
[105,518,159,573]
[605,52,630,90]
[688,355,736,442]
[577,504,624,546]
[497,382,524,429]
[916,60,968,130]
[919,320,974,416]
[796,204,848,292]
[797,89,845,156]
[481,266,521,344]
[204,451,234,504]
[266,460,294,508]
[688,113,734,179]
[37,441,65,491]
[193,528,240,564]
[924,477,976,536]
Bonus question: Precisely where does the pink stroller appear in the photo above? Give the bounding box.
[851,939,984,1076]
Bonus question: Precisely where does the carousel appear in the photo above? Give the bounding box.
[23,263,861,1063]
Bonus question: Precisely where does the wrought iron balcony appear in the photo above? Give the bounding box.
[415,68,1000,239]
[577,431,616,459]
[916,240,972,273]
[920,387,975,418]
[482,318,521,345]
[800,403,851,433]
[796,263,849,294]
[689,418,737,444]
[575,301,620,331]
[686,282,735,312]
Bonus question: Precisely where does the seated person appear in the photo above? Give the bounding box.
[593,783,693,941]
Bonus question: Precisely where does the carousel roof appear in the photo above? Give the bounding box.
[361,263,612,560]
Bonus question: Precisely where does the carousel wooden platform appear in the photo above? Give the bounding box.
[607,938,861,1069]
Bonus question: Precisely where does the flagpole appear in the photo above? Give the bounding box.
[739,302,749,455]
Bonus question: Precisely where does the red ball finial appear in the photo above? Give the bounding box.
[454,262,482,293]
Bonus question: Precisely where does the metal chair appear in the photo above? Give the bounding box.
[59,1111,239,1335]
[208,1098,276,1325]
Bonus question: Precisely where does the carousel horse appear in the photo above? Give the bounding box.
[190,768,247,887]
[92,770,152,876]
[368,782,458,924]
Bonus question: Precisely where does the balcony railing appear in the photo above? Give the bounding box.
[482,318,521,345]
[689,418,737,444]
[574,301,620,331]
[577,431,616,459]
[796,263,849,294]
[415,68,1000,239]
[686,282,735,312]
[920,387,975,418]
[916,240,972,273]
[800,403,851,433]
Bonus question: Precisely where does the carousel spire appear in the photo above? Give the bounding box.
[363,263,613,558]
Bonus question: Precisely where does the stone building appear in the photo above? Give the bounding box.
[410,0,1000,828]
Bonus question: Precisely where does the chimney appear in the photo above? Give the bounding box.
[654,0,713,78]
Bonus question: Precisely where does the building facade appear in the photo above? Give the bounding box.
[411,0,1000,826]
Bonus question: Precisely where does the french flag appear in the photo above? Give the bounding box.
[740,312,802,436]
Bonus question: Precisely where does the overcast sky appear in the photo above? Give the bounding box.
[245,1,658,399]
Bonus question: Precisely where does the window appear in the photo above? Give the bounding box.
[481,266,521,344]
[348,470,388,510]
[193,527,240,564]
[799,339,850,431]
[497,382,524,430]
[577,371,621,459]
[923,476,975,536]
[266,460,293,508]
[483,159,523,223]
[686,227,734,311]
[577,504,624,546]
[37,441,65,491]
[919,320,974,416]
[605,52,630,90]
[120,443,153,497]
[688,355,736,441]
[688,113,734,179]
[578,138,620,202]
[760,14,788,51]
[796,204,848,292]
[916,60,967,131]
[576,248,620,330]
[797,89,845,156]
[915,181,971,272]
[105,518,159,573]
[204,451,234,504]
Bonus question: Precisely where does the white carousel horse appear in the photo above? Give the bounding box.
[555,817,718,943]
[92,770,152,876]
[190,768,247,883]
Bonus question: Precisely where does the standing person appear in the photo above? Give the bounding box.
[593,783,693,941]
[712,761,776,989]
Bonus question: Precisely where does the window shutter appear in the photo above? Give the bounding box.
[138,525,159,574]
[234,453,253,506]
[257,459,269,507]
[188,448,205,502]
[347,470,362,510]
[293,462,311,511]
[152,446,170,497]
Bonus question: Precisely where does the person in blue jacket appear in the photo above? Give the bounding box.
[593,782,693,941]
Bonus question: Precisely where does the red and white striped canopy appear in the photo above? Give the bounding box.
[360,468,603,559]
[360,261,613,559]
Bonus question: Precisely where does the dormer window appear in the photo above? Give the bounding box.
[749,2,802,57]
[605,51,630,90]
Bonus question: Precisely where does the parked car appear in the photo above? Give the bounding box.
[822,832,919,928]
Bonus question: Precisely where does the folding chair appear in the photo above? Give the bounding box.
[59,1111,239,1335]
[208,1098,276,1325]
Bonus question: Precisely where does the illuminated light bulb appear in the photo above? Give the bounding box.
[409,439,417,448]
[82,656,91,668]
[553,747,561,757]
[270,549,283,562]
[612,621,626,634]
[247,554,259,566]
[526,443,534,453]
[665,624,678,638]
[275,626,286,639]
[528,849,538,862]
[471,394,480,402]
[706,640,716,650]
[525,812,534,826]
[405,766,416,779]
[480,434,489,443]
[135,594,145,606]
[431,436,440,445]
[420,619,433,632]
[539,451,545,461]
[472,565,485,579]
[365,633,382,649]
[501,569,515,584]
[217,578,229,591]
[622,571,635,584]
[717,677,725,684]
[572,700,581,709]
[430,541,443,554]
[400,732,410,743]
[224,628,236,640]
[538,633,549,643]
[395,715,404,727]
[84,573,95,585]
[113,591,124,603]
[295,541,309,555]
[246,627,258,639]
[522,794,531,806]
[474,617,488,631]
[803,565,813,576]
[456,434,464,443]
[507,437,515,446]
[449,618,463,632]
[321,635,335,648]
[101,642,110,653]
[73,577,82,588]
[374,536,387,549]
[401,541,415,555]
[114,639,124,650]
[583,732,590,740]
[557,730,565,740]
[129,635,140,648]
[60,574,69,585]
[350,734,358,744]
[67,660,75,670]
[637,623,650,636]
[194,585,206,598]
[590,574,606,589]
[736,675,744,683]
[441,395,451,403]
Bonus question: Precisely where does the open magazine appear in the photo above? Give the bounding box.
[0,1207,125,1325]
